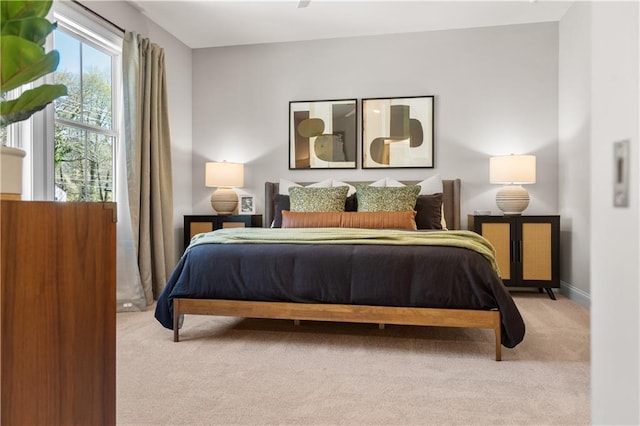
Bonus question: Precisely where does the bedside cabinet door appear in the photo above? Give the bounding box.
[184,215,264,252]
[519,216,560,287]
[521,222,553,281]
[480,222,513,282]
[189,221,214,239]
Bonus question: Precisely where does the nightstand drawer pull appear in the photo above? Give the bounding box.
[519,240,523,263]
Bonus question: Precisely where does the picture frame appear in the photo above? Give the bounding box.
[239,195,255,215]
[362,95,434,168]
[289,99,357,169]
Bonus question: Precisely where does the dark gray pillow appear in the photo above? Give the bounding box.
[272,194,290,228]
[414,193,443,230]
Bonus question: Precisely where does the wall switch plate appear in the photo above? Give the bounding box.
[614,139,629,208]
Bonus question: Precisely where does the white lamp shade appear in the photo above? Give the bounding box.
[489,155,536,184]
[205,161,244,188]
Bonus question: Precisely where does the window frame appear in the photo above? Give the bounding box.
[30,2,123,201]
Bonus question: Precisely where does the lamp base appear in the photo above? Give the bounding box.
[211,187,238,215]
[496,185,530,215]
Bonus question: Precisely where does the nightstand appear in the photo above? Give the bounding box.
[184,214,263,251]
[468,215,560,299]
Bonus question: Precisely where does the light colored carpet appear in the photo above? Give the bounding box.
[116,293,590,425]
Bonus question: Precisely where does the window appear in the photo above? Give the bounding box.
[51,5,121,202]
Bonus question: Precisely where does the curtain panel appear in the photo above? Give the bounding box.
[121,31,176,309]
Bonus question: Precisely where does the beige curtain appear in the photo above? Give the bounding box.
[122,31,175,304]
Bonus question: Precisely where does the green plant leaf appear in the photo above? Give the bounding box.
[1,17,56,47]
[0,0,65,127]
[1,1,52,24]
[0,84,67,128]
[1,35,60,93]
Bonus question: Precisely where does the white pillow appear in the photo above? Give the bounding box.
[370,177,405,187]
[278,178,338,195]
[417,174,443,195]
[279,178,301,195]
[307,178,333,188]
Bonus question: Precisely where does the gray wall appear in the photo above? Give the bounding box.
[192,23,559,228]
[559,3,592,305]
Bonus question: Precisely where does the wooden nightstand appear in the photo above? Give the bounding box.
[468,215,560,299]
[183,214,263,251]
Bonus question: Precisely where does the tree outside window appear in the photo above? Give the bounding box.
[54,29,116,202]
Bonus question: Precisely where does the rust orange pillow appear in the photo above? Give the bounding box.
[281,210,418,230]
[281,211,342,228]
[340,211,417,230]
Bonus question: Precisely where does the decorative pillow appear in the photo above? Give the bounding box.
[281,211,416,230]
[340,211,417,230]
[440,205,448,230]
[414,193,443,230]
[281,211,342,228]
[331,179,356,197]
[271,194,291,228]
[345,194,358,212]
[272,192,357,228]
[356,184,420,212]
[289,186,349,212]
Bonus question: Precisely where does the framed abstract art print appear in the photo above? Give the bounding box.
[362,95,434,168]
[289,99,357,169]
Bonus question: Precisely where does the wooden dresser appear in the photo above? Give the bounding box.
[1,201,116,425]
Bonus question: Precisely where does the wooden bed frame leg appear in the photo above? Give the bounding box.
[494,315,502,361]
[378,323,385,330]
[173,299,180,342]
[293,319,300,326]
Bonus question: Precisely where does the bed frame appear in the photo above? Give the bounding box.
[173,179,504,361]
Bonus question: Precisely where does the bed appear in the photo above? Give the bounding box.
[155,179,525,360]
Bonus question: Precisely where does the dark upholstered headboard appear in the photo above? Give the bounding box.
[264,179,461,230]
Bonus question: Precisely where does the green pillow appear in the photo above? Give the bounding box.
[356,184,420,212]
[289,186,349,212]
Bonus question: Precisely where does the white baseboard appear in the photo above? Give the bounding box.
[560,280,591,309]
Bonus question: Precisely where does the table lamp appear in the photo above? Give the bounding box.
[489,154,536,215]
[205,161,244,215]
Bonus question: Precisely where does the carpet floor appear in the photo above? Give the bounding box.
[116,292,590,425]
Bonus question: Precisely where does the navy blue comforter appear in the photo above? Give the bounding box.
[155,241,525,348]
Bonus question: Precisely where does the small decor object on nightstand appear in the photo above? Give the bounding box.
[205,161,244,215]
[239,195,255,214]
[489,154,536,215]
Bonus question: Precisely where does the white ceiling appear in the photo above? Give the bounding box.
[129,0,573,49]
